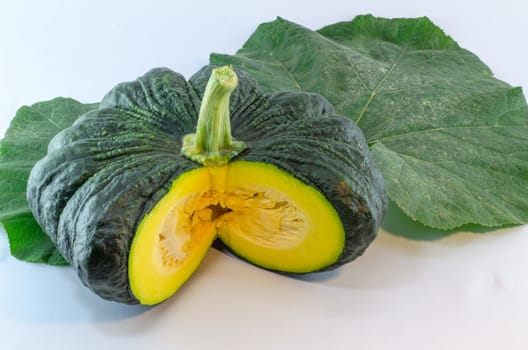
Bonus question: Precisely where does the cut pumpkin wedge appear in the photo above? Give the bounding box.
[129,161,344,305]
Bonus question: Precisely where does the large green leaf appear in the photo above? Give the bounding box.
[0,97,98,264]
[211,15,528,229]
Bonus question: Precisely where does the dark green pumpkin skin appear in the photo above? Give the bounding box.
[27,66,387,304]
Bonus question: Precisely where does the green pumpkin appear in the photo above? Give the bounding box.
[27,66,387,305]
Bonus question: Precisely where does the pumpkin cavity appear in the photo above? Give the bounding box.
[155,188,307,271]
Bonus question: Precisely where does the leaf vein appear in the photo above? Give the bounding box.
[34,107,62,131]
[373,124,528,143]
[355,45,408,124]
[267,53,303,91]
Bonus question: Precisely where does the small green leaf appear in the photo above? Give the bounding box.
[1,214,68,265]
[211,15,528,229]
[0,97,98,264]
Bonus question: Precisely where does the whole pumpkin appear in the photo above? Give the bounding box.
[27,66,387,305]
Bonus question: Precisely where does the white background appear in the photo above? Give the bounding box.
[1,1,527,349]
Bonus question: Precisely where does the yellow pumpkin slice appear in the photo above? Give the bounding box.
[129,161,344,305]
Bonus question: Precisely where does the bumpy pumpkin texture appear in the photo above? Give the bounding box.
[27,66,387,305]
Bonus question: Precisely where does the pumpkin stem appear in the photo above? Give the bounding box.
[181,66,246,166]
